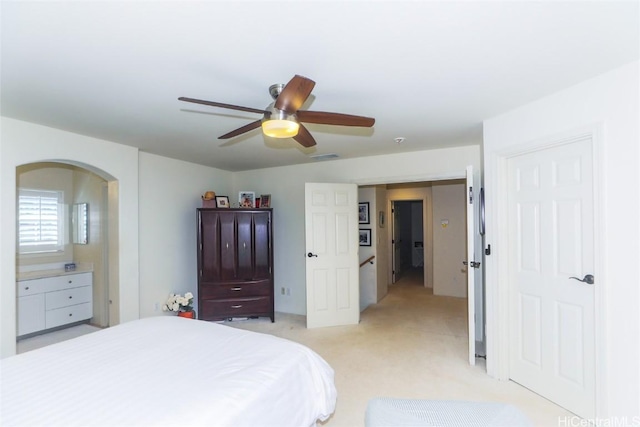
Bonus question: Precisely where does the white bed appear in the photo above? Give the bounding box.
[1,316,337,427]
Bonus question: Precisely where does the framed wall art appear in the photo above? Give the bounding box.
[358,202,370,224]
[359,229,372,246]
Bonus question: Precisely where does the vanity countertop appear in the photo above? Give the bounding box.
[17,266,93,282]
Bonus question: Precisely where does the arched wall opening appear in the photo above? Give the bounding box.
[16,161,119,337]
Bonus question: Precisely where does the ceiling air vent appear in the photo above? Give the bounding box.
[309,153,339,161]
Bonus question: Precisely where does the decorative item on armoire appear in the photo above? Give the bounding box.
[163,292,196,319]
[201,191,216,208]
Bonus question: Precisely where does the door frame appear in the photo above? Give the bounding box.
[390,199,425,285]
[485,125,606,416]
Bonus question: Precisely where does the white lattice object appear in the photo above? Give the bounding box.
[365,398,533,427]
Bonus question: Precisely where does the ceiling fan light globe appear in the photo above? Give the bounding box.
[262,119,299,138]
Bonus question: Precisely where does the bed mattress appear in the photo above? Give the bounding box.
[1,316,336,427]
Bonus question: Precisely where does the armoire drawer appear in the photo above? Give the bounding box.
[200,296,271,319]
[200,280,271,299]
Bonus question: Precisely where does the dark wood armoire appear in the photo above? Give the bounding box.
[197,208,274,322]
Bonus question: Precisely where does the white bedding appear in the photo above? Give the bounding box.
[1,317,337,427]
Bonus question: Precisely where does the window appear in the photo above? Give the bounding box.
[18,189,65,253]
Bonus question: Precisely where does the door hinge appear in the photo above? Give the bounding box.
[469,186,473,204]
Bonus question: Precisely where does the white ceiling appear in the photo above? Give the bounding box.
[2,1,638,172]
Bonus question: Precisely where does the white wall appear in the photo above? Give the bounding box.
[358,187,376,311]
[0,117,140,358]
[375,185,389,302]
[483,61,640,418]
[232,145,480,315]
[431,182,466,298]
[138,152,231,318]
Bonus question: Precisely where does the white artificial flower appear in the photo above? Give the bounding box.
[172,302,180,311]
[185,292,193,299]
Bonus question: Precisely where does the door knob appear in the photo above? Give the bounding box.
[307,252,318,258]
[462,261,481,268]
[569,274,595,285]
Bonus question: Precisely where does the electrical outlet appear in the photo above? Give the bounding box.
[286,288,291,296]
[154,302,160,312]
[281,287,285,295]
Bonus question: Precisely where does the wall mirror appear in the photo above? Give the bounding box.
[72,203,89,244]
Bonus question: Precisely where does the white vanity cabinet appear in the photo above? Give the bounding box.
[17,272,93,337]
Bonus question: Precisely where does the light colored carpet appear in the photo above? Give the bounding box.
[20,268,574,426]
[225,268,574,427]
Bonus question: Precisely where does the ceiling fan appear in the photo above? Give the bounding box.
[178,75,375,148]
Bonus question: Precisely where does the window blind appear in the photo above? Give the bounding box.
[18,189,64,253]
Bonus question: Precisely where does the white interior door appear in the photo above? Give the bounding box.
[305,183,359,328]
[507,138,595,418]
[465,165,483,365]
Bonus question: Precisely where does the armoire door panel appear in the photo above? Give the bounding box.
[219,212,237,281]
[254,212,270,279]
[199,211,220,281]
[236,212,253,280]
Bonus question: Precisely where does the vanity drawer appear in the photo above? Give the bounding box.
[18,272,93,296]
[46,285,92,310]
[45,302,93,329]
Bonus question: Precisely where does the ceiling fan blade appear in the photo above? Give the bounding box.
[274,75,316,114]
[293,124,317,147]
[178,97,266,115]
[297,110,375,127]
[219,120,263,139]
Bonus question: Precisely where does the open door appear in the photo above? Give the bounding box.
[465,165,484,365]
[305,183,360,328]
[391,201,403,283]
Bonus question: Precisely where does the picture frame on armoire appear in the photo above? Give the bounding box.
[215,196,230,208]
[239,191,255,208]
